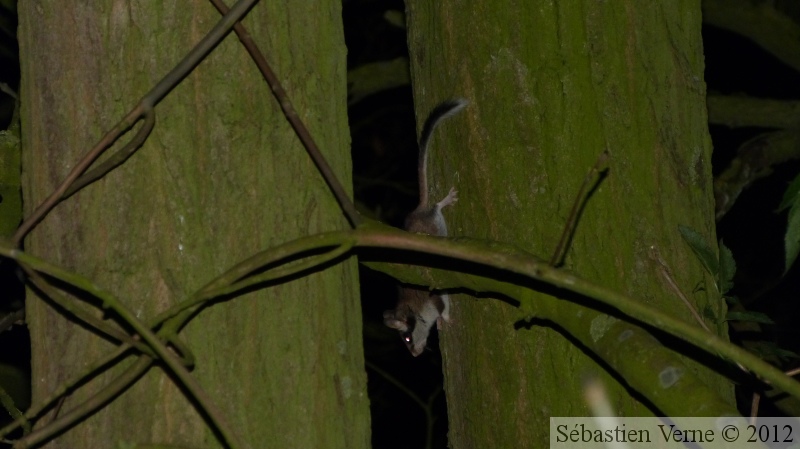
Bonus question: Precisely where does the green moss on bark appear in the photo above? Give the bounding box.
[18,2,368,448]
[406,0,731,446]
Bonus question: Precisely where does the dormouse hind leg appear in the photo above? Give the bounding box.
[431,187,458,235]
[436,294,451,330]
[437,187,458,209]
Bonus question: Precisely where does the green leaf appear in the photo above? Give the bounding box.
[383,10,405,29]
[725,311,774,324]
[679,225,718,278]
[717,241,736,295]
[778,173,800,212]
[785,199,800,274]
[749,341,799,363]
[771,347,800,361]
[347,58,410,106]
[0,0,16,13]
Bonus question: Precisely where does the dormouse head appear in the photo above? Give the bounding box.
[383,309,431,357]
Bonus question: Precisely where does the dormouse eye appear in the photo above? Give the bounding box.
[402,332,413,344]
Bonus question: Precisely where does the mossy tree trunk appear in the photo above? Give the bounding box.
[18,2,369,448]
[405,1,733,447]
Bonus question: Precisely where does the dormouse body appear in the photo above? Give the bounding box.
[383,98,467,356]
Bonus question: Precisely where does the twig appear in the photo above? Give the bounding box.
[12,0,260,246]
[0,309,25,335]
[748,364,800,424]
[12,105,152,246]
[0,384,30,435]
[649,245,751,375]
[157,241,354,330]
[366,361,440,449]
[7,224,800,405]
[62,109,156,200]
[12,357,153,449]
[0,82,18,100]
[550,150,609,266]
[3,247,247,449]
[648,246,712,333]
[353,225,800,401]
[8,4,267,437]
[703,0,800,74]
[0,344,130,440]
[21,265,153,354]
[208,0,362,228]
[0,238,350,441]
[750,392,760,425]
[0,235,349,442]
[707,95,800,130]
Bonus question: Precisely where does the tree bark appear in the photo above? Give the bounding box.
[18,2,368,448]
[405,0,733,446]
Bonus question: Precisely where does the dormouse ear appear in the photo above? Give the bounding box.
[383,315,408,332]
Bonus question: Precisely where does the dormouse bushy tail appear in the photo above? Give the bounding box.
[417,99,468,207]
